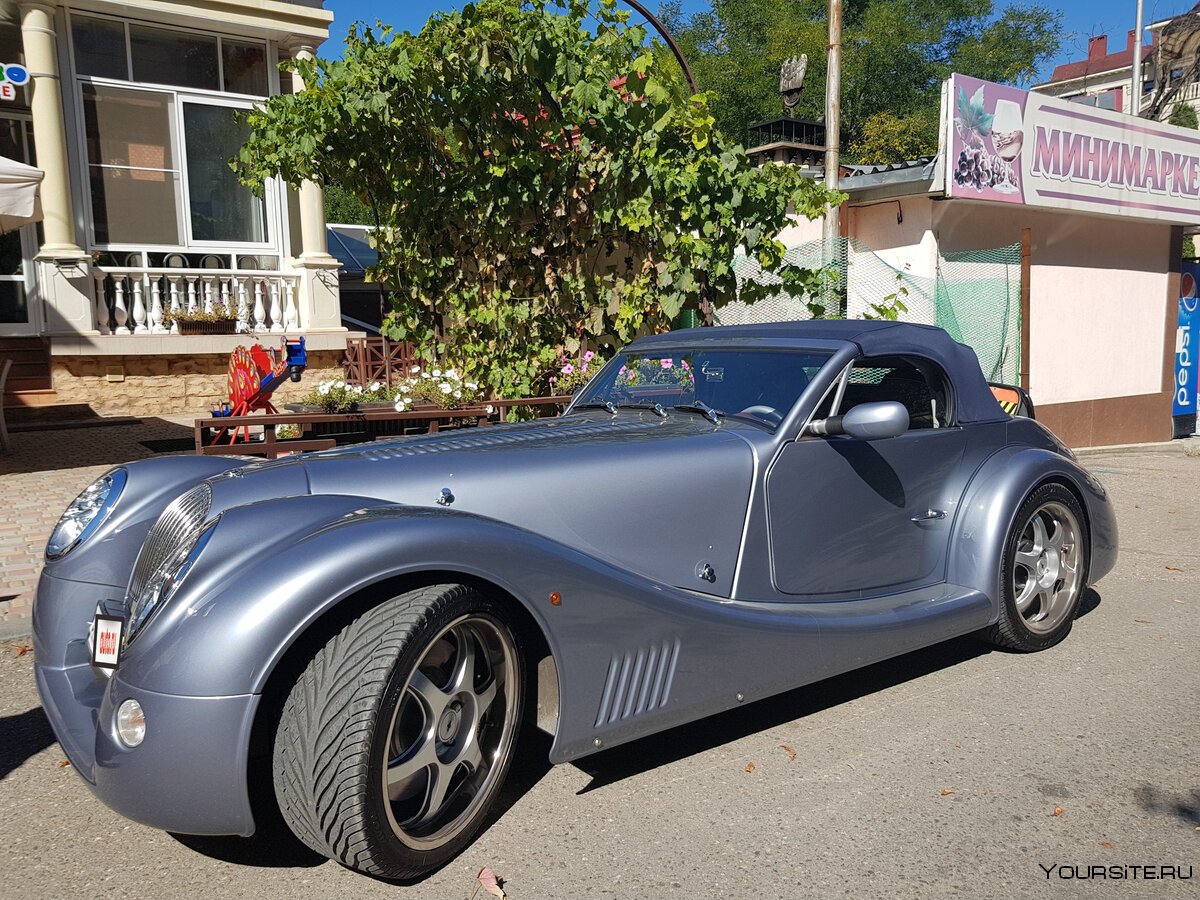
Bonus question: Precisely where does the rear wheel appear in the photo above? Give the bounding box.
[985,483,1089,652]
[272,584,524,879]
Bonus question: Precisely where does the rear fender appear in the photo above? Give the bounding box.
[947,446,1117,618]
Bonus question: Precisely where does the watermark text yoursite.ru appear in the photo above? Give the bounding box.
[1040,864,1193,881]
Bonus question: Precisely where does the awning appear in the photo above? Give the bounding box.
[0,154,43,233]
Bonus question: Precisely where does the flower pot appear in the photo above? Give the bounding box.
[176,318,238,335]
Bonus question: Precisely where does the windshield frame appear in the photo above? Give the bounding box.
[566,344,839,433]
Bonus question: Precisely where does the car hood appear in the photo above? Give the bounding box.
[292,413,757,596]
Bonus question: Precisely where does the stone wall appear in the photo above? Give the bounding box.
[52,351,346,417]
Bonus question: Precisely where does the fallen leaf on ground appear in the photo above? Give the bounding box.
[1099,841,1114,849]
[1052,806,1064,817]
[1166,566,1183,572]
[780,744,797,762]
[58,759,70,768]
[940,789,955,796]
[1152,635,1164,641]
[744,762,756,774]
[476,867,506,899]
[1134,618,1152,624]
[15,644,30,657]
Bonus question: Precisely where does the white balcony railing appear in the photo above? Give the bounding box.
[93,267,302,335]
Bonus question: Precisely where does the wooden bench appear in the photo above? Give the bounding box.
[192,396,575,460]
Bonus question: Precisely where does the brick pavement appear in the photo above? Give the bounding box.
[0,416,195,638]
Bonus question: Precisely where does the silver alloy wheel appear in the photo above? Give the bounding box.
[1011,500,1083,635]
[381,614,519,850]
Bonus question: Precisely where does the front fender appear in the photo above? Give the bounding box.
[116,495,845,764]
[947,446,1118,619]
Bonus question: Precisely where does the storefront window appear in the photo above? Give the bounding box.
[81,85,181,244]
[130,25,219,91]
[222,41,268,96]
[72,16,128,80]
[183,104,267,242]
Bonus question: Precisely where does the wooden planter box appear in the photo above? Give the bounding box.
[176,318,238,335]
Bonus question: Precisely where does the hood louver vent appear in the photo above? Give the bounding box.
[354,419,657,461]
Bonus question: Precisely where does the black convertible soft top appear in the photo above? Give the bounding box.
[630,320,1009,425]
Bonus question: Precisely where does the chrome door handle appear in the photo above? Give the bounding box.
[910,509,946,522]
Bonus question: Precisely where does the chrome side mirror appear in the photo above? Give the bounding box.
[808,401,909,440]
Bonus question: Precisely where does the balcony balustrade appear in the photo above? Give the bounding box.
[92,266,302,335]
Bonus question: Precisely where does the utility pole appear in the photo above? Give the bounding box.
[1131,0,1145,116]
[824,0,843,305]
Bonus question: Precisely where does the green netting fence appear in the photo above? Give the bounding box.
[724,237,1022,384]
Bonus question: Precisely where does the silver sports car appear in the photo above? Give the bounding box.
[33,321,1116,880]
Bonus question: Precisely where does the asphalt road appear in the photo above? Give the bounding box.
[1,446,1197,899]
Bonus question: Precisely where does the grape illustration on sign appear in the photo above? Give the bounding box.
[950,78,1028,203]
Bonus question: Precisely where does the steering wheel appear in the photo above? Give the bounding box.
[738,405,783,426]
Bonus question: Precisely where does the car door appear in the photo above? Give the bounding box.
[765,356,968,596]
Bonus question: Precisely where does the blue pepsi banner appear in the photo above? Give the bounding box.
[1175,262,1200,418]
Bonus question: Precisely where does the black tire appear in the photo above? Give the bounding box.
[272,584,525,880]
[985,482,1089,652]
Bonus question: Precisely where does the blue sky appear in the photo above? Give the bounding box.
[323,0,1197,80]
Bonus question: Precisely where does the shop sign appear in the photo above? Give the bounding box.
[942,73,1200,225]
[0,64,29,101]
[1175,262,1200,418]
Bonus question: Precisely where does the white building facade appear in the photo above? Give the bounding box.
[0,1,347,415]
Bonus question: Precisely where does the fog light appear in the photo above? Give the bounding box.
[116,699,146,748]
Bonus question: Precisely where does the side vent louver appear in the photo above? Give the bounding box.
[595,639,680,727]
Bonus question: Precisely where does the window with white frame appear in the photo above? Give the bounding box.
[68,12,277,253]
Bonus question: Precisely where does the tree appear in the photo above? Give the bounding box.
[237,0,839,398]
[324,181,373,225]
[660,0,1063,163]
[1143,9,1200,122]
[1168,102,1199,130]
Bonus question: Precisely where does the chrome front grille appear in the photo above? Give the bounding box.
[127,482,212,610]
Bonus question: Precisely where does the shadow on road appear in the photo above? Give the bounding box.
[0,706,57,781]
[1134,784,1200,826]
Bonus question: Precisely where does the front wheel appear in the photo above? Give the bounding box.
[272,584,524,879]
[985,483,1089,652]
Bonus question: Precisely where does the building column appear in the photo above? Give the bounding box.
[20,2,81,258]
[282,40,342,332]
[21,2,94,336]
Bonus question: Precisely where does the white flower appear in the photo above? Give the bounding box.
[447,370,460,381]
[465,382,478,390]
[393,399,407,412]
[422,372,431,379]
[410,365,420,374]
[486,404,494,414]
[440,383,452,394]
[453,390,462,399]
[353,385,364,395]
[318,384,331,396]
[369,381,382,392]
[433,369,442,378]
[334,380,345,389]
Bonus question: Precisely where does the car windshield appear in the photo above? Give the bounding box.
[573,348,832,431]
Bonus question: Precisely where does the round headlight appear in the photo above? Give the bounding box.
[116,699,146,748]
[46,469,127,560]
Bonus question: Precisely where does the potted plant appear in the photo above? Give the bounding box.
[167,300,239,335]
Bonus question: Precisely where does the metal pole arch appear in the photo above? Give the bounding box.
[617,0,699,94]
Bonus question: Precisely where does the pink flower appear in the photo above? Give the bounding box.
[562,363,575,375]
[581,362,589,372]
[584,350,595,362]
[549,376,556,383]
[619,366,627,375]
[681,360,690,370]
[660,358,674,369]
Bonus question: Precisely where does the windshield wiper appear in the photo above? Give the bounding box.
[673,401,723,424]
[574,401,669,418]
[573,401,619,415]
